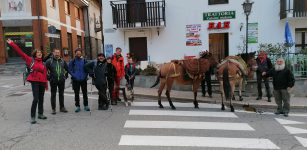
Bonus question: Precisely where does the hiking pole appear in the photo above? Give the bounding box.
[90,81,93,116]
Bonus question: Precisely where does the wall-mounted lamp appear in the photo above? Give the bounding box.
[240,23,243,31]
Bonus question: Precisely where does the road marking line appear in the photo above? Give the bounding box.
[131,102,223,109]
[129,110,238,118]
[119,135,280,149]
[291,114,307,117]
[124,120,254,131]
[295,136,307,147]
[275,118,305,125]
[283,125,307,134]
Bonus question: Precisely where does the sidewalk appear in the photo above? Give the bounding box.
[65,84,307,109]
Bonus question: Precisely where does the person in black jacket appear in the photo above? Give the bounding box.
[125,57,136,90]
[256,51,273,102]
[262,58,295,117]
[45,49,69,114]
[201,66,213,98]
[85,53,109,110]
[107,57,117,105]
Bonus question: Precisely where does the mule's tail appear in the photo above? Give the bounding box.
[223,66,231,100]
[150,72,161,88]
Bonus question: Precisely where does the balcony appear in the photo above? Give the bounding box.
[110,0,166,29]
[280,0,307,19]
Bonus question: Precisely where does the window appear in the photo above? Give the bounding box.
[75,6,80,19]
[50,0,56,7]
[209,0,229,5]
[67,33,72,57]
[64,0,70,15]
[77,36,82,48]
[295,28,307,52]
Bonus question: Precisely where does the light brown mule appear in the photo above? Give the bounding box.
[151,52,217,109]
[216,52,257,112]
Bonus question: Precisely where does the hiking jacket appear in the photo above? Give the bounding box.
[68,57,88,81]
[8,42,48,89]
[111,54,125,78]
[125,63,136,80]
[85,60,108,87]
[45,57,68,82]
[256,57,272,73]
[265,68,295,90]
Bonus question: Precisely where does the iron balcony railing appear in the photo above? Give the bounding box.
[280,0,307,19]
[110,0,166,29]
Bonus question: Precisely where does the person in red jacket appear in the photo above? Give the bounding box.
[111,47,125,101]
[7,39,48,124]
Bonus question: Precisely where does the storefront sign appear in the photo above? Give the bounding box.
[208,21,230,30]
[8,0,25,12]
[25,42,32,47]
[248,23,258,43]
[45,33,60,38]
[186,24,202,46]
[105,44,113,58]
[203,11,235,20]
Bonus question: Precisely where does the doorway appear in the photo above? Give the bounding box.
[129,37,148,61]
[209,33,229,62]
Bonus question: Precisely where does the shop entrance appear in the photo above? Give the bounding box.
[209,33,229,62]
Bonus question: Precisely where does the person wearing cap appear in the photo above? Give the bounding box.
[112,47,125,102]
[68,48,89,113]
[85,53,109,110]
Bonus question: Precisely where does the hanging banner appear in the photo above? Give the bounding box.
[186,24,202,46]
[248,23,258,43]
[105,44,113,58]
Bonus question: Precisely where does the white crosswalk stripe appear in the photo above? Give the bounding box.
[131,101,223,109]
[119,102,280,149]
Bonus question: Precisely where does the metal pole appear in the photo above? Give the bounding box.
[246,15,249,54]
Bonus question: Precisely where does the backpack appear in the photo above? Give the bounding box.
[23,58,35,85]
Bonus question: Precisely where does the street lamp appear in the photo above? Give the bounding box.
[242,0,254,54]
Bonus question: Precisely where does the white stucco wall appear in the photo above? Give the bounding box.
[0,0,32,19]
[46,0,61,30]
[103,0,306,64]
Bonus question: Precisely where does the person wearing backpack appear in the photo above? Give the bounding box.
[68,48,89,113]
[45,49,69,114]
[85,53,109,110]
[262,58,295,117]
[7,39,48,124]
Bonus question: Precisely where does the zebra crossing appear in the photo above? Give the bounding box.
[118,101,280,149]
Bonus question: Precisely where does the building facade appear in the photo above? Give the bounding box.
[0,0,90,64]
[102,0,307,67]
[83,0,103,59]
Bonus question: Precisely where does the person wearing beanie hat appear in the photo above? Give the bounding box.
[85,53,109,110]
[68,48,89,113]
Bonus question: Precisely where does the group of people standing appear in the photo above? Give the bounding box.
[7,39,137,124]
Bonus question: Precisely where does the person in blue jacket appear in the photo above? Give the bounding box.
[68,48,89,113]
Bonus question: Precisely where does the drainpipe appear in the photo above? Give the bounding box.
[86,7,92,59]
[36,0,43,51]
[99,0,104,54]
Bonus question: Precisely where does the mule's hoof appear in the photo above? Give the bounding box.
[239,98,243,101]
[159,105,164,108]
[171,106,176,110]
[221,106,225,111]
[194,106,199,109]
[231,109,235,112]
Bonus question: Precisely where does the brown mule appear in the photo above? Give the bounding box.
[216,52,257,112]
[151,52,217,109]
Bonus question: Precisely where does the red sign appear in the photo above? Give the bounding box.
[208,21,230,30]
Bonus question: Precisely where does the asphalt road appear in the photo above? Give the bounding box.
[0,75,307,150]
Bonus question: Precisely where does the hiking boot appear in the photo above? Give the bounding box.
[256,97,262,100]
[30,117,37,124]
[117,98,121,101]
[60,107,68,113]
[84,106,90,111]
[38,114,47,119]
[51,109,56,115]
[102,105,108,110]
[111,100,117,105]
[268,98,271,102]
[75,107,81,113]
[209,95,213,98]
[284,113,289,117]
[274,111,284,115]
[201,94,205,97]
